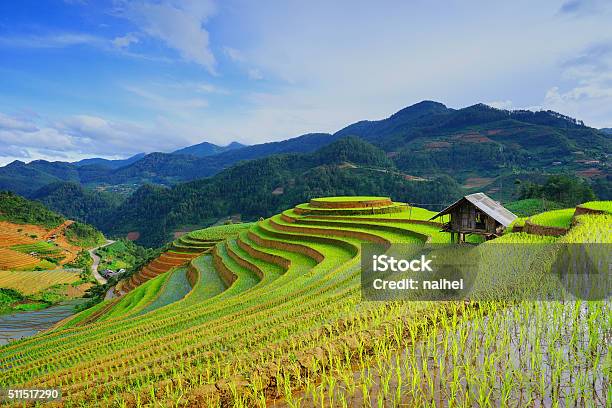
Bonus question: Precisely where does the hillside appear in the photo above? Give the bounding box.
[0,192,105,255]
[102,138,461,246]
[0,190,65,229]
[172,141,246,157]
[31,182,122,227]
[72,153,146,169]
[1,197,608,406]
[1,102,608,197]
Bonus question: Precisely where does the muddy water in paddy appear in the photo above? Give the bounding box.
[275,301,609,407]
[0,300,85,345]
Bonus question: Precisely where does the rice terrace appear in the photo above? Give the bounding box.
[0,194,609,407]
[0,2,611,406]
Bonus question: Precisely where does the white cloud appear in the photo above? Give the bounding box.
[112,33,139,49]
[118,0,218,73]
[486,100,514,110]
[0,33,104,48]
[0,113,39,132]
[223,46,245,62]
[542,42,612,127]
[247,68,263,80]
[0,111,204,165]
[124,85,209,111]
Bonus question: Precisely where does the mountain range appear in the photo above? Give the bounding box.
[2,101,609,197]
[0,101,609,246]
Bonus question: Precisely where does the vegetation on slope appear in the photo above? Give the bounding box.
[65,222,105,248]
[32,181,122,227]
[504,198,563,217]
[0,197,608,407]
[529,208,575,228]
[104,138,461,247]
[0,191,64,228]
[95,239,153,272]
[518,174,595,207]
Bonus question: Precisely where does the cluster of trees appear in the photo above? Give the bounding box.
[65,222,106,249]
[0,191,65,228]
[518,175,596,207]
[32,182,121,227]
[104,138,462,247]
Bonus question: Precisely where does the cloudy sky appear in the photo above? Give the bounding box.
[0,0,611,165]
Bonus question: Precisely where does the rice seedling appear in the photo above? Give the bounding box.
[0,198,608,408]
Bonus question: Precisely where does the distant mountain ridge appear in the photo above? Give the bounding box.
[0,101,609,197]
[73,153,146,169]
[101,137,461,246]
[172,141,246,157]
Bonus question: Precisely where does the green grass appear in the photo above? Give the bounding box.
[283,209,447,243]
[13,302,48,312]
[215,241,261,292]
[580,200,612,213]
[506,217,527,233]
[10,242,60,255]
[57,299,110,329]
[505,198,563,217]
[529,208,575,228]
[305,206,442,222]
[295,202,408,215]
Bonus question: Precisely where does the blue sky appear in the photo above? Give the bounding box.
[0,0,611,165]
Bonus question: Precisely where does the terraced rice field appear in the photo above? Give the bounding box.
[579,200,612,213]
[529,208,575,228]
[0,248,40,270]
[115,226,241,294]
[0,221,78,268]
[10,242,65,261]
[0,269,81,294]
[0,233,34,247]
[0,197,608,407]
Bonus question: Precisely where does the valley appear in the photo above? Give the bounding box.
[0,104,609,408]
[2,2,610,406]
[0,102,608,247]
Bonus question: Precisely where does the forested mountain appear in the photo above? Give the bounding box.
[102,137,461,247]
[31,182,122,227]
[72,153,146,169]
[0,191,105,245]
[1,101,608,197]
[336,102,608,178]
[172,141,246,157]
[1,101,609,246]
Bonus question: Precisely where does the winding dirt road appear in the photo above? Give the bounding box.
[88,240,115,285]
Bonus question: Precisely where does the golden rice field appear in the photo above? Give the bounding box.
[0,269,81,295]
[0,248,39,270]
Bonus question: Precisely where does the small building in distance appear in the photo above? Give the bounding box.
[430,193,517,242]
